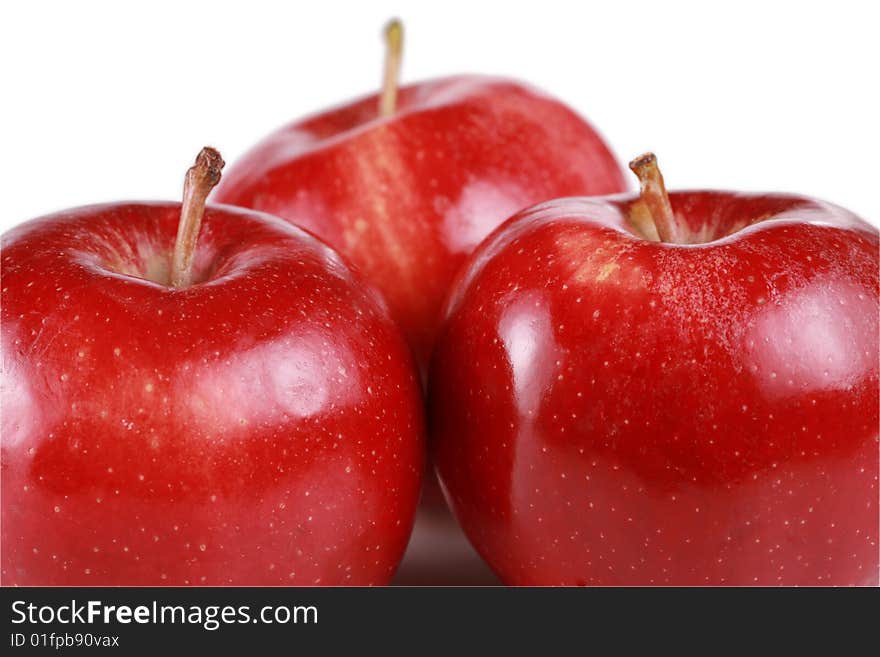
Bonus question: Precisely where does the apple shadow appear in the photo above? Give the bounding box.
[392,506,500,586]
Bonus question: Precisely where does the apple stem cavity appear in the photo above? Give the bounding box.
[629,153,683,244]
[379,18,404,117]
[171,147,225,288]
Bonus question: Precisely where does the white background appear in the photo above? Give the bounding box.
[1,0,877,231]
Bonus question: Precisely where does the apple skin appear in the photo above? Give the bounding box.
[212,75,627,370]
[429,191,879,585]
[1,202,425,586]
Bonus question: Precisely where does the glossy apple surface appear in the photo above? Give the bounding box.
[430,191,879,585]
[1,202,425,585]
[213,76,626,369]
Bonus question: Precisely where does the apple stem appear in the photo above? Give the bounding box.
[170,147,225,288]
[628,153,683,244]
[379,18,404,117]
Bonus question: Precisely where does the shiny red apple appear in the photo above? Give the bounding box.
[212,21,626,371]
[1,148,425,586]
[430,153,879,585]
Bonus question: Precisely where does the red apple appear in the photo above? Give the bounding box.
[429,153,879,585]
[212,21,627,371]
[1,148,425,586]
